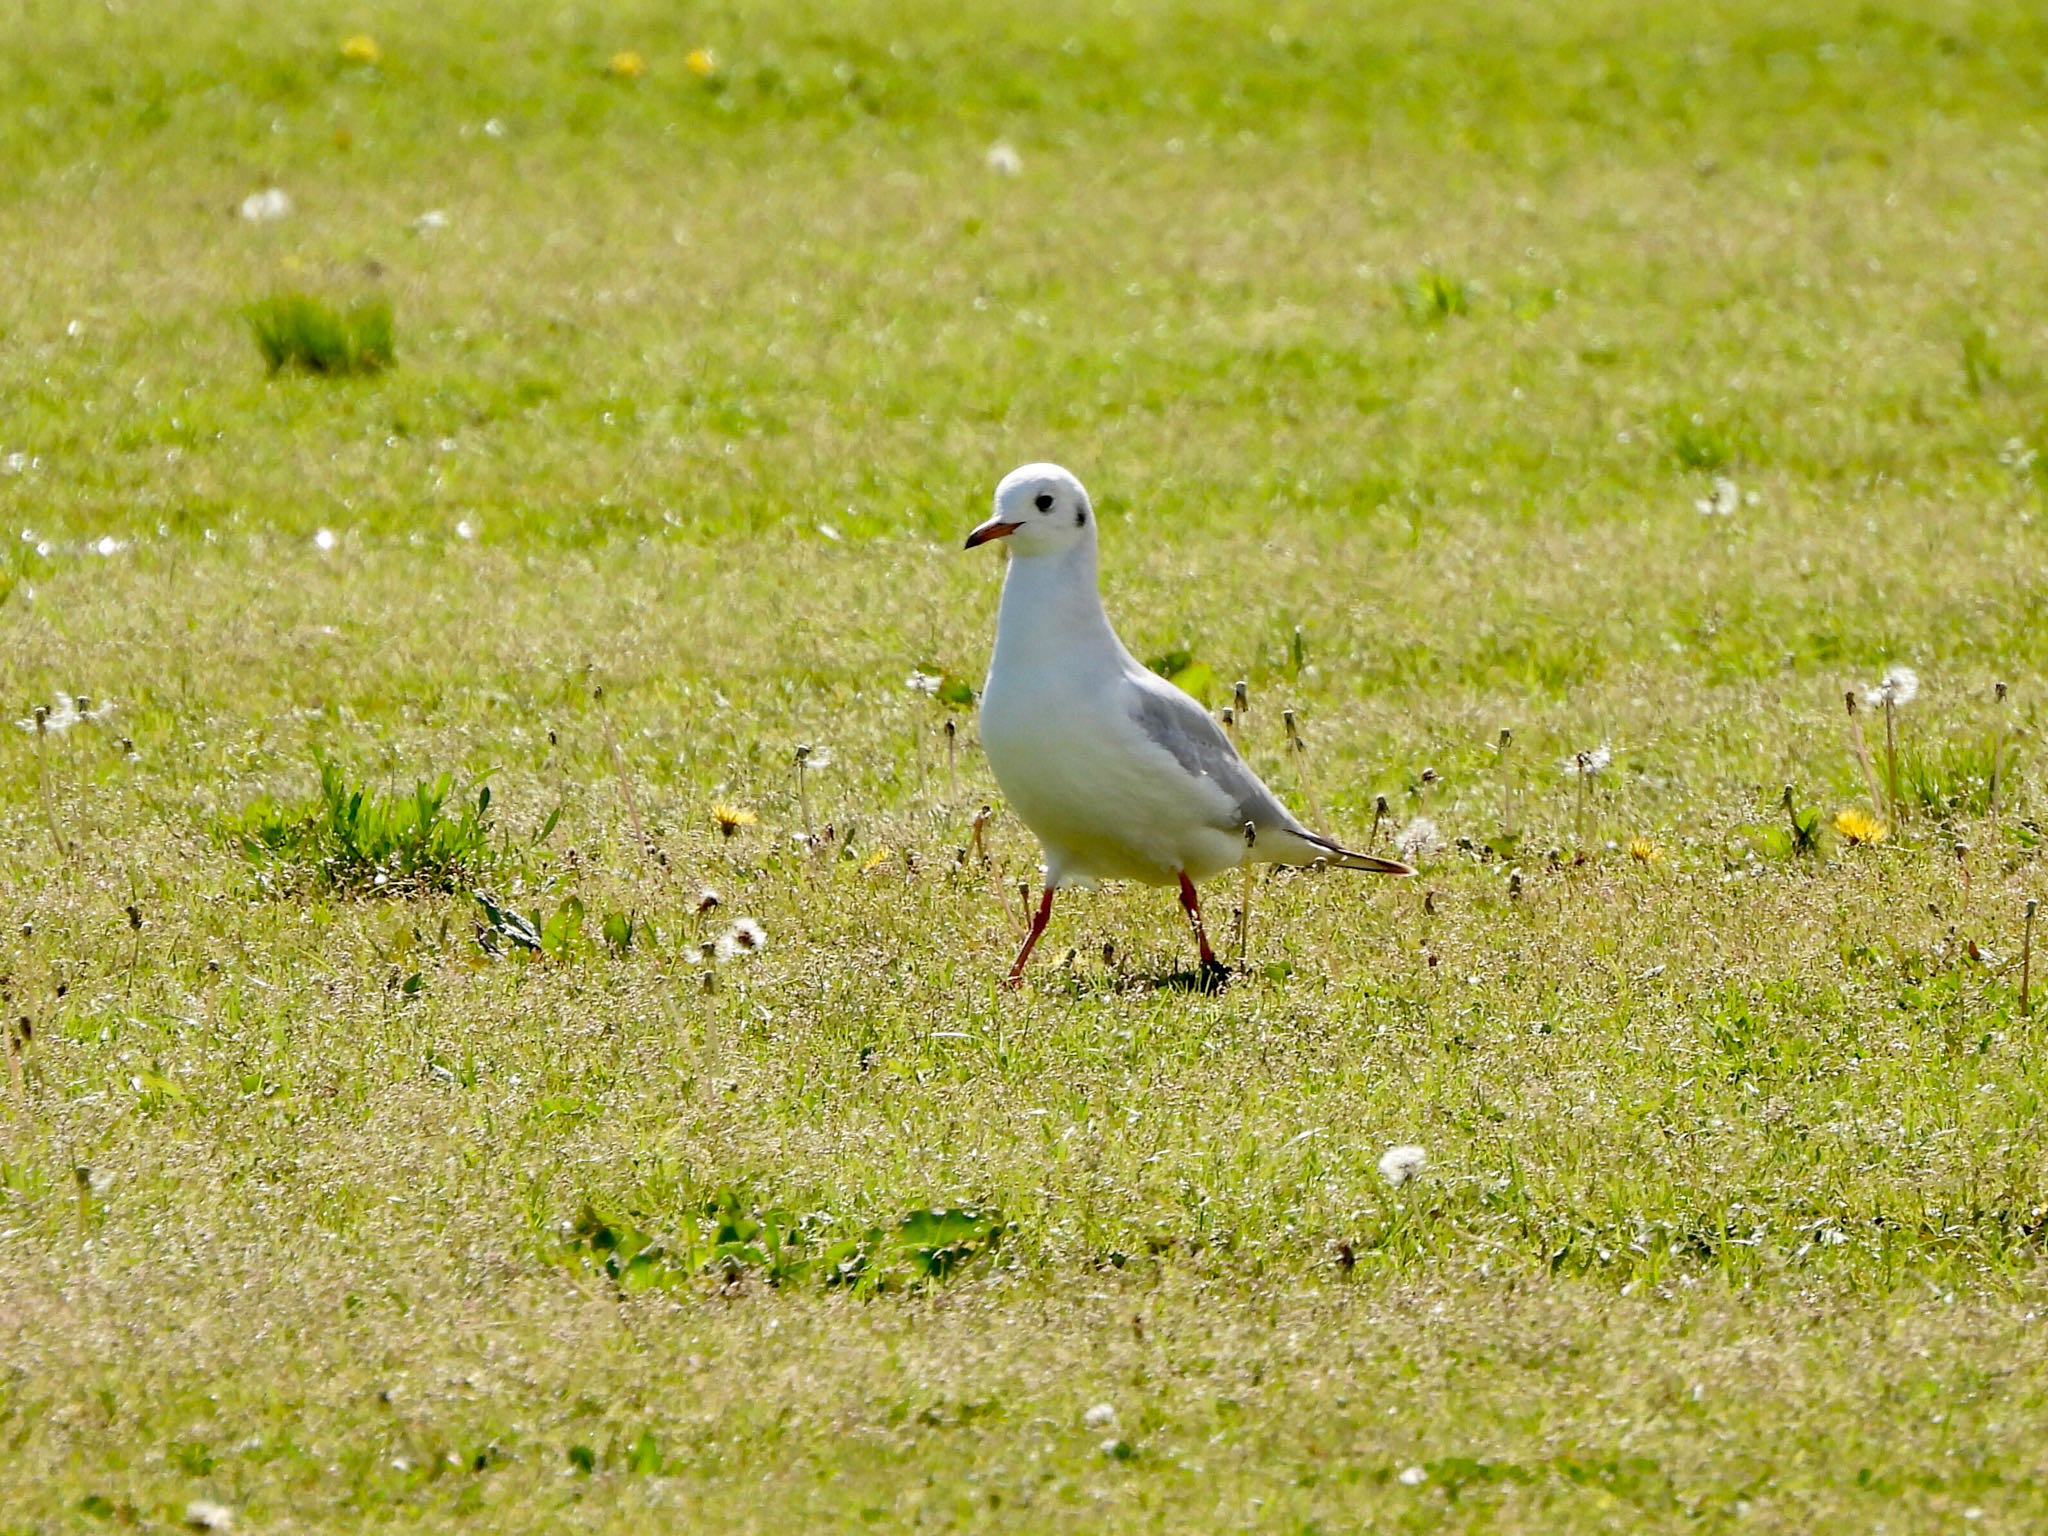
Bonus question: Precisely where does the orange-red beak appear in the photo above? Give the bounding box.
[964,517,1020,549]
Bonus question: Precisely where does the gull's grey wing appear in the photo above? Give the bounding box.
[1125,669,1301,837]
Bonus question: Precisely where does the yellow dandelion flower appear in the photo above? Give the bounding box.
[1834,808,1888,846]
[712,802,758,838]
[686,47,717,77]
[860,845,893,874]
[1627,836,1663,864]
[608,50,646,79]
[340,34,381,65]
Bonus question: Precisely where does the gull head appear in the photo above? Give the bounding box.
[964,463,1095,557]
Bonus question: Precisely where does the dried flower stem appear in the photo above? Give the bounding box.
[1235,820,1256,969]
[944,719,959,805]
[1497,729,1515,841]
[1990,682,2010,818]
[593,687,655,865]
[794,745,815,847]
[2023,898,2037,1019]
[1844,692,1883,814]
[28,710,71,861]
[1283,710,1329,832]
[1882,697,1903,826]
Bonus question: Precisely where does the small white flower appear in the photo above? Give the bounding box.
[93,535,126,557]
[3,453,28,475]
[905,670,942,696]
[313,527,338,552]
[456,519,477,541]
[1393,816,1442,863]
[984,141,1023,176]
[65,319,83,338]
[483,117,508,138]
[1082,1403,1117,1430]
[1694,475,1739,516]
[238,187,292,222]
[1560,744,1611,778]
[1397,1465,1427,1487]
[1862,665,1918,710]
[184,1500,235,1533]
[1378,1145,1427,1187]
[413,209,449,234]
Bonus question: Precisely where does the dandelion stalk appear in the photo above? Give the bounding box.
[1990,681,2010,818]
[593,686,655,865]
[1228,679,1248,748]
[794,744,815,847]
[1497,728,1514,842]
[27,708,71,861]
[1235,820,1256,969]
[1883,696,1901,826]
[2023,898,2037,1019]
[1844,692,1883,814]
[1369,794,1389,852]
[1283,710,1329,832]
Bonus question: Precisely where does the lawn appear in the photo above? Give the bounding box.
[3,0,2048,1528]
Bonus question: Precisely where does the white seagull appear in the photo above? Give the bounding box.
[966,463,1412,984]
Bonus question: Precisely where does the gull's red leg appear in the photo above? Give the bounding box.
[1177,871,1219,969]
[1006,885,1057,987]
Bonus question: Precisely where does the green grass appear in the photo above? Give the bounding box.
[3,0,2048,1530]
[245,291,396,376]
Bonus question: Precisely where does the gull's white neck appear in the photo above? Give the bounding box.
[990,540,1127,681]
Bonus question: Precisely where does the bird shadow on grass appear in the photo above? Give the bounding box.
[1054,959,1236,996]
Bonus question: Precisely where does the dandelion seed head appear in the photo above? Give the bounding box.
[456,519,476,541]
[313,527,338,552]
[1082,1403,1117,1430]
[1561,744,1611,777]
[184,1499,235,1533]
[413,209,449,234]
[1378,1144,1427,1186]
[1397,1466,1427,1487]
[1393,816,1443,863]
[716,918,766,962]
[1863,665,1919,710]
[1694,476,1739,516]
[238,187,293,223]
[985,141,1023,176]
[905,670,942,696]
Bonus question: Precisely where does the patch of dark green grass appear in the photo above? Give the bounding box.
[558,1192,1011,1295]
[1395,267,1470,323]
[246,291,394,376]
[229,759,496,896]
[1664,405,1748,472]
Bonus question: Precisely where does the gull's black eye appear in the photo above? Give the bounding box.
[1034,493,1054,513]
